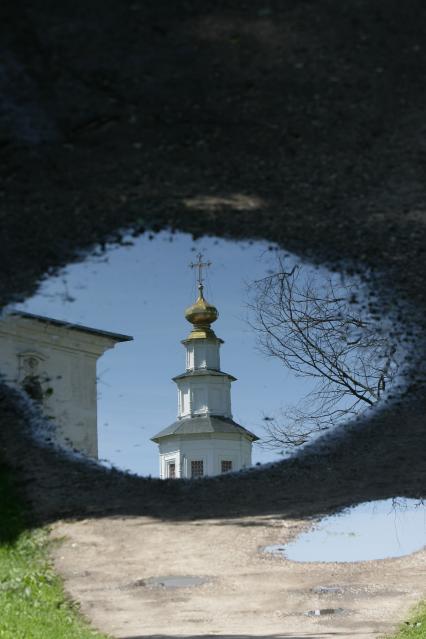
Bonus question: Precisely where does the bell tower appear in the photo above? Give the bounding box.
[151,254,258,479]
[175,254,233,421]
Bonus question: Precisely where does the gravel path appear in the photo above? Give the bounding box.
[51,515,426,639]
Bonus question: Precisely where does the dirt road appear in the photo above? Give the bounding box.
[52,514,426,639]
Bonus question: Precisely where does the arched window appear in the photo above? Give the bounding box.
[18,352,47,402]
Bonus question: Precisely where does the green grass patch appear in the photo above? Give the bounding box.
[389,603,426,638]
[0,465,108,638]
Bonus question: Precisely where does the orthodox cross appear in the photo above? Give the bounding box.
[190,252,211,288]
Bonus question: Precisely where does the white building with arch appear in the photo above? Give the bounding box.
[151,276,258,479]
[0,311,132,457]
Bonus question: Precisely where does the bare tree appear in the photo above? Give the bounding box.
[248,259,397,451]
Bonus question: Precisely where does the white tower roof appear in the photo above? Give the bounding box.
[151,415,258,443]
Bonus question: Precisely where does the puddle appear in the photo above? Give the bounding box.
[140,575,209,589]
[262,498,426,562]
[4,230,406,475]
[305,608,347,617]
[311,585,345,595]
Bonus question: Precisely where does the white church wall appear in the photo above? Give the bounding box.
[184,338,221,371]
[207,381,232,416]
[0,314,125,458]
[192,386,208,415]
[158,433,252,478]
[178,379,191,417]
[176,376,232,419]
[160,449,181,478]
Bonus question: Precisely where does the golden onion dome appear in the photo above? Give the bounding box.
[184,285,219,339]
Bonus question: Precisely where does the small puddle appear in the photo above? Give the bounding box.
[141,575,210,589]
[262,498,426,562]
[311,585,345,595]
[305,608,347,617]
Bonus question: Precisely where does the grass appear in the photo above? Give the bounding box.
[0,465,107,639]
[390,604,426,639]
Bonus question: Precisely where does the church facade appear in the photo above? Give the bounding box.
[0,311,132,457]
[152,258,258,478]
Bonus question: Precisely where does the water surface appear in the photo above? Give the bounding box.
[263,498,425,562]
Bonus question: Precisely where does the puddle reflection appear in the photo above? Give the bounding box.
[142,575,210,589]
[263,498,426,562]
[3,231,405,477]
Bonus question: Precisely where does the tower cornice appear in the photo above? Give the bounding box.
[172,369,237,383]
[181,336,224,346]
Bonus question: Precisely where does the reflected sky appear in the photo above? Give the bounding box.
[264,498,426,562]
[14,231,336,476]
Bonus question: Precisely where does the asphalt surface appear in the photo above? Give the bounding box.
[0,0,425,528]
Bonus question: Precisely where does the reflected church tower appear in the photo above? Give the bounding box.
[151,253,258,479]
